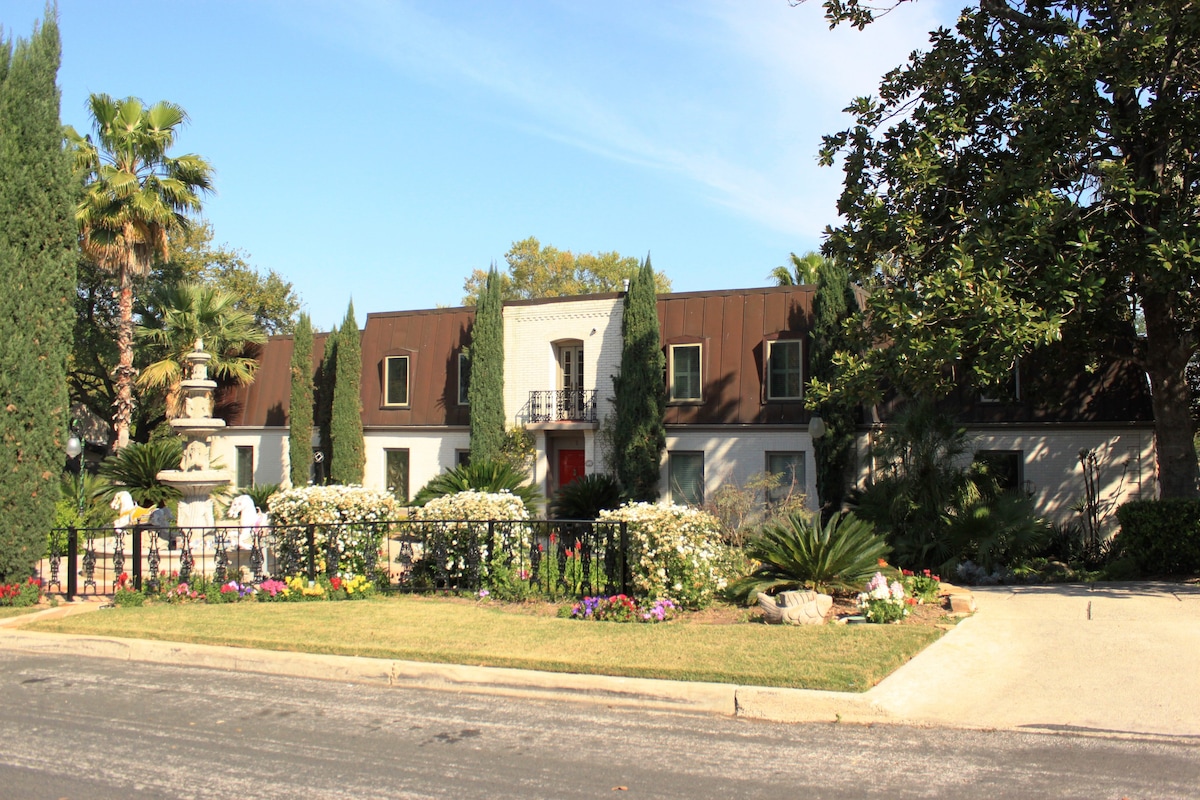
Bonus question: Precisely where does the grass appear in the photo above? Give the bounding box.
[23,595,943,692]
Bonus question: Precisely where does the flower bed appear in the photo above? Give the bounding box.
[599,502,729,609]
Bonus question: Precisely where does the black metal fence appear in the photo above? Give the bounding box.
[40,518,629,599]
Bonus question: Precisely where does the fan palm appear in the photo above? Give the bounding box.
[769,251,825,286]
[412,459,542,513]
[68,94,214,449]
[137,282,266,417]
[729,512,889,600]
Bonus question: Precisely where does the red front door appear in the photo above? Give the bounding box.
[558,449,586,489]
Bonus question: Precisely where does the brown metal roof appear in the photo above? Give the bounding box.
[659,286,814,426]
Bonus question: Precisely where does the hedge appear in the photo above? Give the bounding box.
[1115,499,1200,576]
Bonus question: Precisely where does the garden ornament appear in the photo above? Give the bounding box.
[756,589,832,625]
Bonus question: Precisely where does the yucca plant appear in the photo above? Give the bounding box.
[549,474,625,520]
[412,459,542,513]
[97,439,183,507]
[729,511,890,601]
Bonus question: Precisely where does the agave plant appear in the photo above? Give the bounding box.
[97,439,184,507]
[729,511,890,601]
[412,459,542,513]
[548,474,625,520]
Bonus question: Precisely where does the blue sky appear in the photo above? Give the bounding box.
[3,0,957,331]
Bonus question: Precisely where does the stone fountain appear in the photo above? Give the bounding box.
[157,340,231,528]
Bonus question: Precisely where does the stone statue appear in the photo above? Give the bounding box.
[757,590,833,625]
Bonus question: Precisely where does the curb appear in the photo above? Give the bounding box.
[0,626,897,724]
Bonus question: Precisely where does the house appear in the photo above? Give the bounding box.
[212,285,1155,528]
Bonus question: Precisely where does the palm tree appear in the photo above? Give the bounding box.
[68,94,214,450]
[769,251,825,286]
[137,282,267,418]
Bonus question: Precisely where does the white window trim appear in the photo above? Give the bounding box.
[766,339,803,401]
[668,343,703,402]
[383,355,411,407]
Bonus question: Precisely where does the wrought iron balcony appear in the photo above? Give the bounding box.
[528,389,597,423]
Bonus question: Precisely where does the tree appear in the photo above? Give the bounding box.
[314,325,338,481]
[162,221,300,335]
[288,313,314,487]
[136,282,266,418]
[612,256,666,501]
[468,268,506,463]
[461,236,671,305]
[769,251,824,286]
[330,302,363,484]
[818,0,1200,498]
[808,257,859,518]
[68,94,213,451]
[0,14,76,580]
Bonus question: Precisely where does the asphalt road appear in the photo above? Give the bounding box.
[0,651,1196,800]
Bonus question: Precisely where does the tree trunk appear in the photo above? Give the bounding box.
[112,268,135,451]
[1142,292,1199,499]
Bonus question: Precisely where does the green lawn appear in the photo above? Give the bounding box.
[25,596,944,692]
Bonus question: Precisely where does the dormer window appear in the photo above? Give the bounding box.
[384,355,410,407]
[669,343,703,402]
[766,339,802,400]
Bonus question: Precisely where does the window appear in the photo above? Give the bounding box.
[975,450,1023,492]
[766,452,805,505]
[458,352,471,405]
[669,451,704,506]
[980,362,1021,404]
[455,449,471,467]
[384,355,410,406]
[236,446,254,489]
[385,449,410,502]
[766,339,802,400]
[669,344,702,402]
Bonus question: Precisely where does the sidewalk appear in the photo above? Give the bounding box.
[1,583,1197,739]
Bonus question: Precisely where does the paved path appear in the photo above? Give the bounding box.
[3,582,1198,739]
[867,583,1200,738]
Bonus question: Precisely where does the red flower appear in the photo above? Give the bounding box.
[331,577,342,590]
[549,533,558,543]
[878,558,888,567]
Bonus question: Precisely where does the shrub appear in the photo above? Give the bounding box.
[0,577,42,607]
[410,490,532,589]
[549,473,625,520]
[1115,499,1200,576]
[599,502,728,609]
[901,569,941,603]
[412,460,542,514]
[729,512,889,602]
[268,485,398,578]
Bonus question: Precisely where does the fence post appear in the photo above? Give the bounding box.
[131,526,143,591]
[618,521,629,596]
[66,526,78,601]
[306,524,317,582]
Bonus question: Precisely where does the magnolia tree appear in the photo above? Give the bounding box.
[268,485,398,579]
[599,502,729,609]
[411,490,532,588]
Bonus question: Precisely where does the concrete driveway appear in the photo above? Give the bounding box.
[867,582,1200,738]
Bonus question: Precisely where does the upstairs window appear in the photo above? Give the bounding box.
[384,355,410,407]
[669,344,702,402]
[766,339,802,400]
[458,352,471,405]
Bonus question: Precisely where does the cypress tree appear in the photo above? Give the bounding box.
[468,267,506,463]
[0,15,76,580]
[330,301,364,484]
[314,327,338,484]
[810,258,858,519]
[613,256,665,502]
[288,312,314,487]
